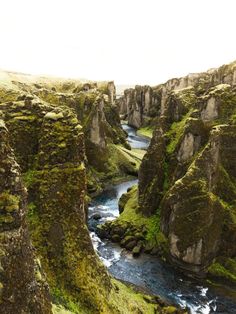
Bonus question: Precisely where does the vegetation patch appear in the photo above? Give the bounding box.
[208,258,236,284]
[137,126,154,138]
[165,110,193,154]
[99,185,168,256]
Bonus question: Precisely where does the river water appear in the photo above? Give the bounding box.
[88,125,236,314]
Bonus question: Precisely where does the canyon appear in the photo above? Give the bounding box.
[109,61,236,280]
[0,60,236,314]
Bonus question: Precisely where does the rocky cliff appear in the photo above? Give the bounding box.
[118,61,236,128]
[0,118,51,312]
[105,61,236,283]
[139,62,236,277]
[0,72,138,194]
[0,72,183,313]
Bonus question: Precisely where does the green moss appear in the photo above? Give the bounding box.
[24,164,116,313]
[172,86,197,108]
[45,112,64,121]
[52,304,74,314]
[201,84,236,123]
[208,259,236,283]
[96,82,109,95]
[132,148,146,159]
[108,278,162,314]
[12,115,37,122]
[163,161,169,192]
[165,110,193,154]
[0,191,20,212]
[117,186,167,249]
[0,213,14,224]
[163,306,178,314]
[105,144,139,178]
[137,126,154,138]
[23,170,38,188]
[0,86,22,103]
[51,288,84,314]
[216,165,236,206]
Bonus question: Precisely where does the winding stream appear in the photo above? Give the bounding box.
[89,125,236,314]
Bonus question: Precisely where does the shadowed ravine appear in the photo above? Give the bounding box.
[89,125,236,314]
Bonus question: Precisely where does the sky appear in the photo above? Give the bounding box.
[0,0,236,86]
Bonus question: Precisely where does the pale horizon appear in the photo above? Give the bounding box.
[0,0,236,86]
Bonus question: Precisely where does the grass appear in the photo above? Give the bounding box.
[118,145,146,161]
[51,288,84,314]
[108,144,143,174]
[117,186,166,246]
[109,278,159,314]
[137,126,154,138]
[52,304,74,314]
[51,276,165,314]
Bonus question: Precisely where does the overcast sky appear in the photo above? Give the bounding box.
[0,0,235,85]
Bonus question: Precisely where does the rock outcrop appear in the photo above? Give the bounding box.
[161,124,236,273]
[0,96,112,311]
[0,119,52,313]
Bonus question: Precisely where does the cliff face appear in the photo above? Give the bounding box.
[0,73,135,194]
[0,91,115,311]
[137,61,236,276]
[0,73,175,313]
[0,119,51,313]
[119,61,236,128]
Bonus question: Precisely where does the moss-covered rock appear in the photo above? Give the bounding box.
[0,119,52,313]
[0,73,133,194]
[208,257,236,284]
[127,61,236,281]
[139,127,166,216]
[99,185,168,257]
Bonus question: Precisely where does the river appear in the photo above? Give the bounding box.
[88,124,236,314]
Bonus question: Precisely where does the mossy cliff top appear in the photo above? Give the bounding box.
[0,69,115,97]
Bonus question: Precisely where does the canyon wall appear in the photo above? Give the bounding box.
[118,61,236,128]
[138,61,236,276]
[0,73,137,194]
[0,117,52,312]
[0,72,179,313]
[0,94,113,312]
[104,61,236,282]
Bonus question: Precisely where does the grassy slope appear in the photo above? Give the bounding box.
[116,186,167,249]
[137,126,154,138]
[52,278,167,314]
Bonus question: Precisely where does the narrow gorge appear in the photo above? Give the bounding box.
[0,60,236,314]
